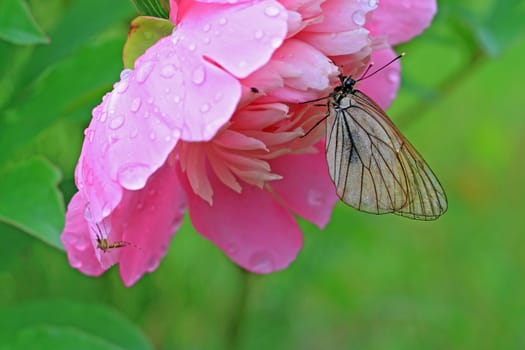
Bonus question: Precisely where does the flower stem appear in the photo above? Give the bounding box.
[226,267,251,350]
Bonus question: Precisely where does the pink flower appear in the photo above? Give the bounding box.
[61,0,436,286]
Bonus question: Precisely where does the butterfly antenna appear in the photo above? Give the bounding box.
[357,52,405,82]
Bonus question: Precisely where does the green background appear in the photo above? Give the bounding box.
[1,0,524,349]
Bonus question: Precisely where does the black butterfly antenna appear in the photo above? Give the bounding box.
[357,52,405,82]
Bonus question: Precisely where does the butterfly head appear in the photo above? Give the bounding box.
[337,74,357,94]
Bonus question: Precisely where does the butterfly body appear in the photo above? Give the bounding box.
[325,74,447,220]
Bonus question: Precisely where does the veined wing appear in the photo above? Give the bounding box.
[325,89,447,220]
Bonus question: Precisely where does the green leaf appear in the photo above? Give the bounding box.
[0,157,64,249]
[123,16,174,69]
[0,37,126,165]
[0,301,152,350]
[0,0,49,45]
[477,0,525,56]
[0,222,32,272]
[131,0,170,19]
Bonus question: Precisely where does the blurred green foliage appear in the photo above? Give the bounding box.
[0,0,525,349]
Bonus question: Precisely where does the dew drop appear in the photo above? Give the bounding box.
[218,17,227,25]
[192,67,206,85]
[200,103,210,113]
[115,80,129,94]
[264,6,280,17]
[352,10,366,26]
[129,127,139,138]
[160,64,176,78]
[368,0,378,8]
[249,251,275,273]
[83,204,93,221]
[214,92,223,102]
[149,131,156,140]
[188,43,196,51]
[254,29,263,39]
[203,23,211,32]
[172,129,181,138]
[130,97,142,112]
[387,70,399,83]
[270,37,283,48]
[202,36,210,44]
[117,162,150,190]
[136,61,155,83]
[173,95,181,103]
[120,69,132,80]
[109,115,125,130]
[99,112,108,123]
[147,97,154,104]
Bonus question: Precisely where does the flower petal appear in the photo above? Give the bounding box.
[183,168,303,273]
[60,192,105,277]
[269,142,338,228]
[356,47,401,110]
[115,160,186,286]
[181,0,288,78]
[366,0,437,45]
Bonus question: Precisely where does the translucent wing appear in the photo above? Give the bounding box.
[325,89,447,220]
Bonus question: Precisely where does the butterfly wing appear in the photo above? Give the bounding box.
[325,90,447,220]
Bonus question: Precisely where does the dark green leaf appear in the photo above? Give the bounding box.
[0,301,152,350]
[131,0,170,19]
[0,0,49,45]
[0,157,64,249]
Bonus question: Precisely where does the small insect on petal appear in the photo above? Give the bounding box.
[308,53,448,220]
[93,222,142,253]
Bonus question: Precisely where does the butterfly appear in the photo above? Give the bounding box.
[317,54,447,220]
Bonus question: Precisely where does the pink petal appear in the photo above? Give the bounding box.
[297,28,370,56]
[60,192,105,277]
[269,142,338,228]
[356,47,401,110]
[182,168,303,273]
[181,0,288,78]
[367,0,437,45]
[114,160,187,286]
[305,0,377,33]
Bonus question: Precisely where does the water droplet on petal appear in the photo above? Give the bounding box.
[129,127,139,138]
[368,0,378,9]
[117,162,151,190]
[202,36,210,44]
[160,64,176,78]
[149,131,156,140]
[264,6,280,17]
[136,61,155,83]
[214,92,223,102]
[387,70,399,83]
[218,17,227,25]
[270,37,283,48]
[192,67,206,85]
[120,69,132,80]
[115,80,129,94]
[352,10,366,26]
[249,251,275,273]
[137,201,144,210]
[83,204,93,221]
[99,112,108,123]
[130,97,142,112]
[188,43,196,51]
[307,190,324,207]
[254,30,263,39]
[172,129,181,138]
[109,115,125,130]
[173,95,181,103]
[147,97,154,105]
[203,23,211,32]
[200,103,210,113]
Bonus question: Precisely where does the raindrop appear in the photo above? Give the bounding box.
[117,162,150,190]
[147,97,154,104]
[136,61,155,83]
[160,64,176,78]
[387,70,399,83]
[115,81,128,93]
[218,17,227,25]
[130,97,142,112]
[129,128,139,138]
[149,131,156,140]
[270,37,283,48]
[172,129,181,138]
[202,36,211,44]
[120,69,132,80]
[368,0,378,8]
[188,43,196,51]
[109,115,125,130]
[249,251,275,273]
[200,103,210,113]
[203,23,211,32]
[173,95,181,103]
[352,10,366,26]
[192,67,206,85]
[99,112,108,123]
[264,6,280,17]
[214,92,223,102]
[254,30,263,39]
